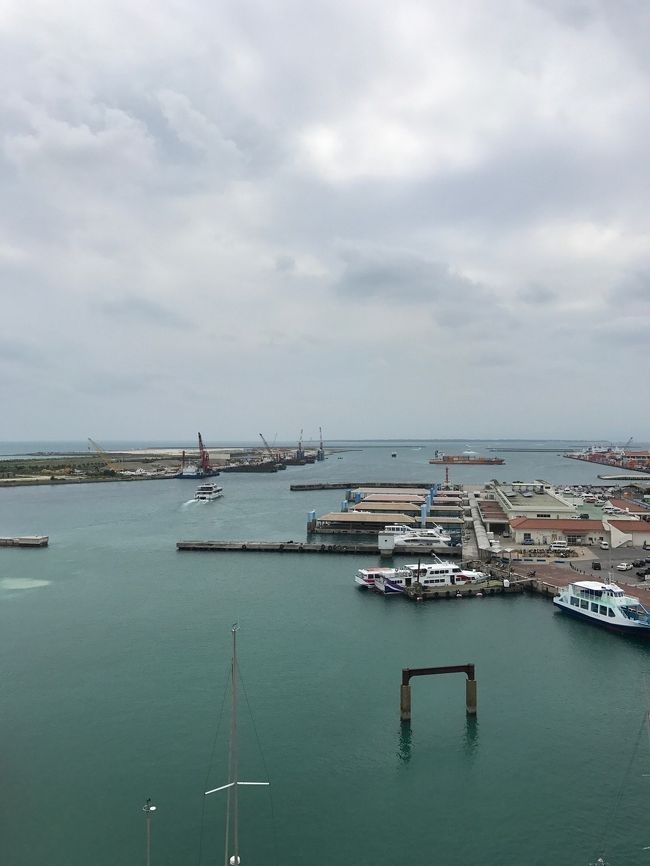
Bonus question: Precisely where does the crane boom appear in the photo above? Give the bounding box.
[87,438,122,474]
[197,432,215,474]
[259,433,276,460]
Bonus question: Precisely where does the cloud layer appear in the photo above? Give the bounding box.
[1,0,649,439]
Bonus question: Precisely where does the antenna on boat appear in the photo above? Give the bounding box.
[142,798,157,866]
[205,625,270,866]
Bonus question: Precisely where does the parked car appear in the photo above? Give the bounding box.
[616,562,633,571]
[637,568,650,578]
[591,560,602,570]
[600,541,610,550]
[632,560,645,568]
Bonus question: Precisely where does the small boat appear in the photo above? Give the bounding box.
[355,566,412,589]
[383,524,417,535]
[194,482,224,501]
[204,626,269,865]
[393,526,453,546]
[371,560,486,595]
[554,580,650,635]
[391,452,397,458]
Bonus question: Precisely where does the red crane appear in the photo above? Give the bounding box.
[197,432,214,475]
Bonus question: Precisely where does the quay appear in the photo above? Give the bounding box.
[177,540,463,555]
[290,481,439,491]
[598,473,650,481]
[0,535,49,547]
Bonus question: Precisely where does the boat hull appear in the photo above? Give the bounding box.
[429,457,505,465]
[553,599,650,636]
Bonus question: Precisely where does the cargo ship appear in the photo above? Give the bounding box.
[429,450,505,465]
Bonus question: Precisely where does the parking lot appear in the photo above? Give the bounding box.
[592,544,650,576]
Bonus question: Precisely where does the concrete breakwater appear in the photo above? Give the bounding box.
[0,535,49,547]
[176,540,462,555]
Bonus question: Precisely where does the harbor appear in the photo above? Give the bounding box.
[3,440,650,866]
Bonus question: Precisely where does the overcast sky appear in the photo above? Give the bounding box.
[1,0,648,442]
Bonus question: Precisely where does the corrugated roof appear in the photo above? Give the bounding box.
[351,502,420,511]
[510,517,603,531]
[607,498,650,513]
[316,512,416,524]
[352,487,429,495]
[362,494,426,503]
[608,520,650,533]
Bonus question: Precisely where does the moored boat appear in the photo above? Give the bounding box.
[371,559,487,595]
[393,526,453,546]
[429,450,505,465]
[355,566,412,589]
[553,580,650,635]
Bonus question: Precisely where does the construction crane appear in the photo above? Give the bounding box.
[317,426,325,461]
[197,432,216,476]
[259,433,277,462]
[87,438,122,475]
[296,429,305,461]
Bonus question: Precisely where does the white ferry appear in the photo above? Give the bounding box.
[372,560,486,595]
[355,566,412,590]
[194,483,224,501]
[553,580,650,635]
[384,524,452,543]
[394,530,453,548]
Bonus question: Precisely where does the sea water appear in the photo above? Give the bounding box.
[1,441,649,865]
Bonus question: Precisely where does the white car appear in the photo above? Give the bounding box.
[616,562,633,571]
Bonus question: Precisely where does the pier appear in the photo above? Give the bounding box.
[176,540,463,555]
[0,535,49,547]
[290,481,440,491]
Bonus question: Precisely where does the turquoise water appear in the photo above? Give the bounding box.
[1,443,649,865]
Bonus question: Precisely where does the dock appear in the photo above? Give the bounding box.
[290,481,439,491]
[177,540,462,555]
[0,535,49,548]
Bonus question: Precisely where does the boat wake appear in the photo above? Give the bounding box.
[1,577,50,591]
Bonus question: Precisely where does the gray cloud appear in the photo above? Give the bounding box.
[0,0,649,438]
[518,283,557,305]
[97,297,192,329]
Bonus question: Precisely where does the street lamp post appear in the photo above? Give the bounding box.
[143,799,157,866]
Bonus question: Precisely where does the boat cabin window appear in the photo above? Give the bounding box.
[580,600,589,609]
[599,606,608,616]
[591,603,599,613]
[608,609,615,617]
[570,597,579,606]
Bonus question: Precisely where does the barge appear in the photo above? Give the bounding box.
[429,451,505,465]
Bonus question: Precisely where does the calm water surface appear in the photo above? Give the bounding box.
[1,443,649,865]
